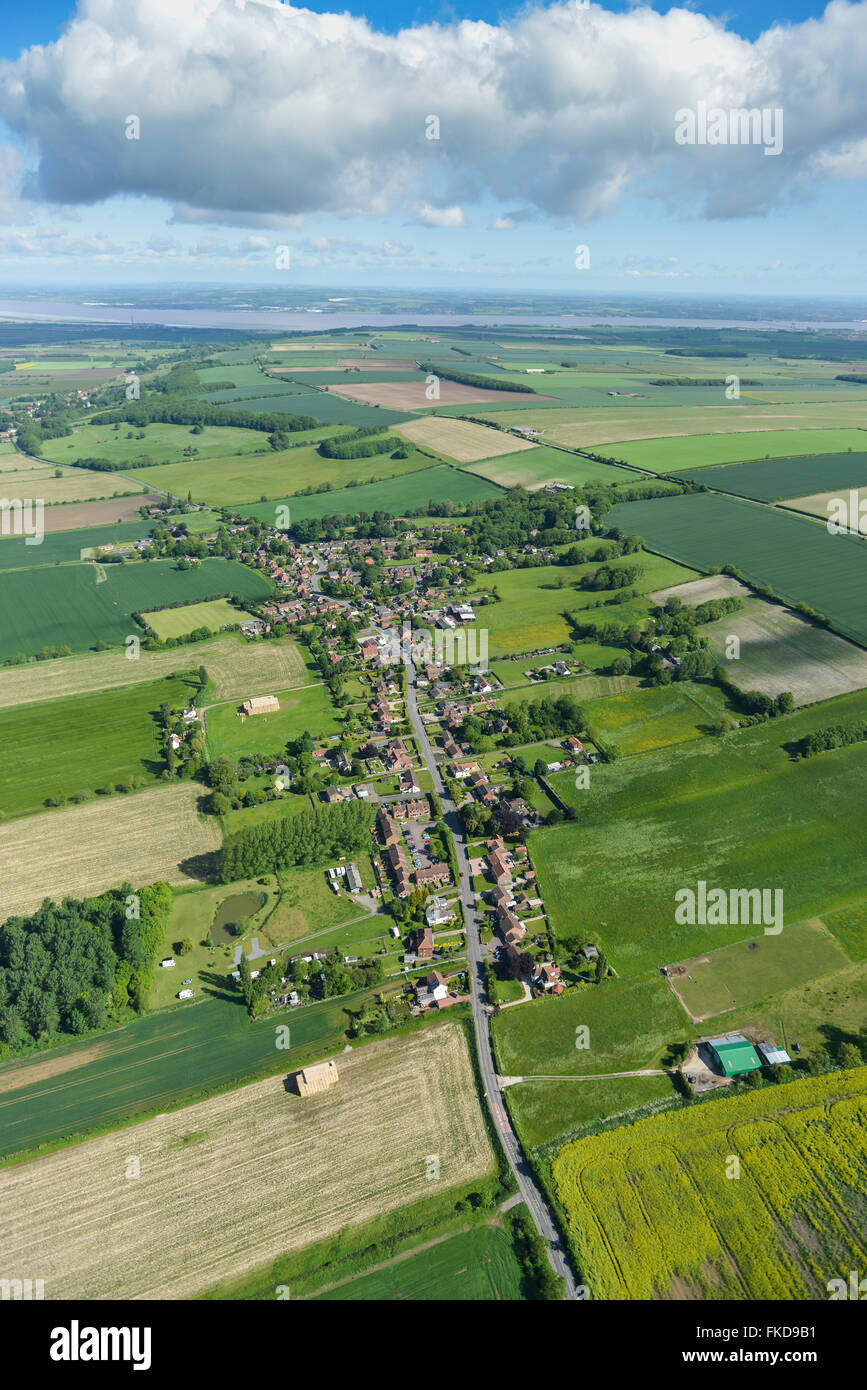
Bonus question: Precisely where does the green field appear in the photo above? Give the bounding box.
[505,1075,677,1151]
[678,451,867,501]
[205,683,341,757]
[0,675,196,820]
[605,491,867,646]
[41,422,271,467]
[667,918,851,1021]
[578,681,734,756]
[537,689,867,972]
[0,521,151,571]
[141,598,247,639]
[468,550,696,657]
[0,989,384,1159]
[493,973,684,1080]
[313,1224,524,1301]
[603,427,867,473]
[0,557,271,662]
[240,465,503,525]
[129,444,430,507]
[553,1067,867,1300]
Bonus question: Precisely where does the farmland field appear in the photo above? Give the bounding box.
[0,520,151,571]
[0,557,271,662]
[579,681,734,756]
[0,461,147,503]
[0,635,310,710]
[240,465,503,524]
[141,598,247,639]
[505,1075,677,1150]
[396,415,536,463]
[664,918,851,1022]
[40,422,271,467]
[468,551,696,657]
[32,498,150,533]
[313,1224,524,1301]
[0,782,221,920]
[205,682,341,756]
[127,443,429,507]
[677,451,867,500]
[0,1025,494,1299]
[552,1067,867,1299]
[330,379,555,409]
[481,408,867,453]
[604,492,867,647]
[0,675,195,820]
[599,427,867,473]
[782,484,867,521]
[492,973,684,1079]
[464,445,634,490]
[538,690,867,971]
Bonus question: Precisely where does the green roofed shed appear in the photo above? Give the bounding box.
[707,1034,762,1077]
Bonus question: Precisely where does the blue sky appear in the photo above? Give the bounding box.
[0,0,863,295]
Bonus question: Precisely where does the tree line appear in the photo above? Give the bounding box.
[219,800,373,881]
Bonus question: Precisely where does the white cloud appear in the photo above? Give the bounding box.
[1,0,866,227]
[489,216,515,230]
[413,204,467,227]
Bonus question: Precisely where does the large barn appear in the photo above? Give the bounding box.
[707,1034,762,1077]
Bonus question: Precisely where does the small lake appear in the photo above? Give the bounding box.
[211,891,266,945]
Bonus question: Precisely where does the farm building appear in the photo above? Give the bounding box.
[756,1041,792,1067]
[296,1060,339,1097]
[345,863,363,892]
[242,695,280,716]
[707,1035,762,1077]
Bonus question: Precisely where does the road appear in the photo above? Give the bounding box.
[403,651,582,1299]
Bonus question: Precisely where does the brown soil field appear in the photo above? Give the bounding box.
[0,636,309,711]
[0,1025,494,1299]
[330,380,556,410]
[39,498,150,532]
[0,1043,109,1096]
[397,416,537,464]
[0,784,221,919]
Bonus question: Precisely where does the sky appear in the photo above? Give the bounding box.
[0,0,863,296]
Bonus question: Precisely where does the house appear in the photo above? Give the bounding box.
[583,944,599,962]
[354,784,372,799]
[345,863,363,893]
[564,736,584,754]
[487,847,512,883]
[182,706,198,725]
[534,961,563,992]
[401,799,429,820]
[241,618,267,637]
[377,808,401,848]
[707,1035,762,1077]
[321,785,345,803]
[242,695,280,716]
[169,733,182,751]
[399,769,421,795]
[491,883,516,910]
[415,970,449,1007]
[416,863,450,887]
[296,1060,339,1096]
[410,926,434,960]
[425,896,453,927]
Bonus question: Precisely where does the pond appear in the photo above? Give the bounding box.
[211,891,267,946]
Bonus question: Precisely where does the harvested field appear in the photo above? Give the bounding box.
[649,575,751,606]
[39,498,150,532]
[397,416,536,463]
[0,784,221,918]
[329,381,556,410]
[0,1025,494,1300]
[702,598,867,706]
[0,636,309,711]
[0,463,147,504]
[781,485,867,522]
[337,357,409,370]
